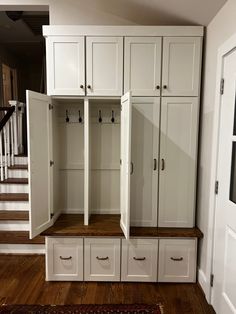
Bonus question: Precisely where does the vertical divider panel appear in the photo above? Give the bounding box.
[84,98,90,225]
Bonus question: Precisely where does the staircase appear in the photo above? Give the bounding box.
[0,103,45,254]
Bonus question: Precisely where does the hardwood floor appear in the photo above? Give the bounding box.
[0,255,214,314]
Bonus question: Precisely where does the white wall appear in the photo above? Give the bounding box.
[197,0,236,301]
[0,0,134,24]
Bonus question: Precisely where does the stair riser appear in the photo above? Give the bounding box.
[0,244,45,254]
[14,157,28,165]
[8,169,28,179]
[0,201,29,211]
[0,184,28,193]
[0,221,29,231]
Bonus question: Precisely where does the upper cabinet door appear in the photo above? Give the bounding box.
[26,90,53,238]
[46,36,85,96]
[124,37,162,96]
[162,37,202,96]
[158,97,199,228]
[120,92,132,239]
[86,37,123,96]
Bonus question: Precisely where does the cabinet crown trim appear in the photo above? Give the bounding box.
[43,25,204,37]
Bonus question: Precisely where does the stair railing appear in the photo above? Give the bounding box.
[0,101,25,182]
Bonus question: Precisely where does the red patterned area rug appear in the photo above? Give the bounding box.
[0,304,164,314]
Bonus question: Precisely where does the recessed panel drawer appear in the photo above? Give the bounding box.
[158,239,197,282]
[46,237,83,281]
[121,239,158,282]
[84,238,120,281]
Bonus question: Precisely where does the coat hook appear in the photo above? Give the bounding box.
[98,110,102,123]
[111,110,115,123]
[78,110,82,123]
[66,110,70,123]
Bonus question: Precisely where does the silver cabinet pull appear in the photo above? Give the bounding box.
[171,257,183,261]
[133,257,146,261]
[96,256,109,261]
[161,158,165,170]
[154,158,157,171]
[60,256,72,260]
[131,162,134,175]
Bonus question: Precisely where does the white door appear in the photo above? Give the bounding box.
[159,97,199,227]
[162,37,202,96]
[86,37,123,96]
[124,37,162,96]
[212,48,236,314]
[130,97,159,226]
[26,90,53,238]
[46,36,85,96]
[120,92,132,239]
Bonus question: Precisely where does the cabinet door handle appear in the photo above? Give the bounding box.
[153,158,157,171]
[96,256,109,261]
[171,257,183,262]
[87,85,91,89]
[80,84,84,89]
[163,85,167,89]
[133,257,146,261]
[156,85,160,90]
[161,158,165,171]
[60,256,72,260]
[131,162,134,175]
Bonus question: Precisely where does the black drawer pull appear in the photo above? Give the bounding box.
[171,257,183,262]
[96,256,109,261]
[60,256,72,260]
[133,257,146,261]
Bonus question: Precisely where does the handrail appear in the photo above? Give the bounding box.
[0,106,15,131]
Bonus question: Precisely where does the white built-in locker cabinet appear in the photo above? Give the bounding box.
[124,37,162,96]
[158,97,199,227]
[130,97,159,227]
[26,90,54,238]
[86,37,123,96]
[162,37,202,96]
[46,36,85,96]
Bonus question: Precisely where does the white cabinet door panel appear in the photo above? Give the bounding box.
[26,90,53,238]
[120,92,132,239]
[86,37,123,96]
[121,239,158,282]
[159,97,199,227]
[46,36,85,96]
[130,97,159,226]
[158,239,197,282]
[124,37,162,96]
[162,37,202,96]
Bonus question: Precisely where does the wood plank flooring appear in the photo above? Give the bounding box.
[0,255,214,314]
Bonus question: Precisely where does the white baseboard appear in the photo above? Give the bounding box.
[0,244,45,254]
[198,268,211,302]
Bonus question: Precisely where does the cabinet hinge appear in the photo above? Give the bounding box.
[50,160,54,167]
[49,104,53,110]
[220,78,224,95]
[215,181,219,195]
[120,159,122,165]
[210,274,214,287]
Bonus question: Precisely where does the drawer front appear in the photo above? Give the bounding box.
[121,239,158,282]
[84,238,120,281]
[46,237,83,281]
[158,239,197,282]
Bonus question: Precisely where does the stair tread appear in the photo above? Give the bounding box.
[0,211,29,221]
[8,165,28,170]
[1,178,28,184]
[0,193,29,202]
[14,154,28,157]
[0,231,44,244]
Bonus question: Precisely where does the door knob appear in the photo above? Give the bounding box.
[87,85,91,89]
[163,85,167,89]
[156,85,160,90]
[80,84,84,89]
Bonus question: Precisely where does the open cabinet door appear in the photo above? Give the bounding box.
[120,91,132,239]
[84,98,90,225]
[26,90,53,238]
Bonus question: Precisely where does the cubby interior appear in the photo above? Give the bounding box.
[89,99,121,214]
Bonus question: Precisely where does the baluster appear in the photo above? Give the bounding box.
[6,120,10,167]
[3,126,7,180]
[17,106,24,154]
[13,109,18,155]
[10,116,14,166]
[0,132,3,181]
